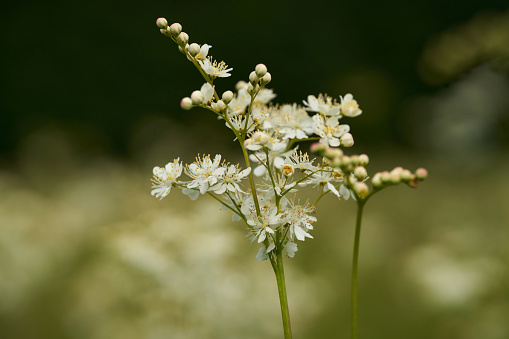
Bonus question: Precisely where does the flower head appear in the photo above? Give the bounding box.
[151,158,183,199]
[198,57,233,78]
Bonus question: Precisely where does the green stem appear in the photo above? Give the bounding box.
[351,201,365,339]
[272,251,293,339]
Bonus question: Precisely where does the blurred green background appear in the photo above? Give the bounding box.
[1,0,509,338]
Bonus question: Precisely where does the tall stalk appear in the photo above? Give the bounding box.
[271,251,292,339]
[351,200,365,339]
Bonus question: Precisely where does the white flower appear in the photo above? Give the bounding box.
[298,169,344,199]
[256,242,276,261]
[185,154,224,194]
[265,104,314,140]
[151,158,183,199]
[211,164,251,194]
[312,115,350,147]
[198,56,232,78]
[303,94,340,116]
[249,140,292,177]
[200,82,214,104]
[284,150,317,172]
[195,44,211,60]
[283,203,317,241]
[182,187,200,200]
[340,93,362,117]
[284,241,298,258]
[247,208,281,243]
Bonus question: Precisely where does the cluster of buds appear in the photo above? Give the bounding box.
[371,167,428,190]
[311,142,427,200]
[248,64,272,93]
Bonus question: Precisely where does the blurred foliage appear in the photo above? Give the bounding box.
[1,0,509,338]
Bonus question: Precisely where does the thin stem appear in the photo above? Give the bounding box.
[351,200,365,339]
[272,250,293,339]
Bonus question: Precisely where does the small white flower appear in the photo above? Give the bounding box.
[198,56,233,78]
[312,115,350,147]
[284,150,317,172]
[247,208,281,243]
[298,169,344,199]
[284,241,298,258]
[283,203,316,241]
[340,93,362,117]
[200,82,215,104]
[303,94,340,116]
[151,158,183,199]
[256,242,276,261]
[185,154,224,194]
[212,164,251,194]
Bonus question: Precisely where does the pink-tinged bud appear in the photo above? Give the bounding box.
[340,133,354,147]
[340,155,351,167]
[169,23,182,36]
[180,97,193,110]
[372,172,382,188]
[222,90,234,103]
[354,166,367,180]
[415,168,428,180]
[350,155,360,166]
[324,147,343,160]
[332,156,342,168]
[355,182,369,199]
[255,63,267,78]
[176,32,189,45]
[400,169,412,182]
[310,142,327,155]
[260,72,271,85]
[389,172,401,184]
[380,171,391,183]
[156,17,168,29]
[358,154,369,166]
[190,90,204,105]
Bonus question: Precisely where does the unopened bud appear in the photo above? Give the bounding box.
[340,155,351,167]
[350,155,360,166]
[188,43,200,57]
[249,71,258,85]
[358,154,369,166]
[247,83,254,93]
[169,23,182,36]
[260,72,271,86]
[355,182,369,199]
[255,63,267,78]
[340,133,354,147]
[332,156,342,168]
[310,142,327,155]
[380,171,391,183]
[372,173,382,188]
[415,168,428,180]
[160,28,171,36]
[400,169,412,182]
[324,147,343,160]
[180,97,193,110]
[282,164,295,177]
[222,90,234,103]
[190,90,204,105]
[354,166,367,180]
[389,172,401,184]
[176,32,189,45]
[156,17,168,29]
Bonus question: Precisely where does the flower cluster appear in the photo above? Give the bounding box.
[152,18,426,260]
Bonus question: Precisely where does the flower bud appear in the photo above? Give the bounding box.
[176,32,189,45]
[355,182,369,199]
[350,155,360,166]
[180,97,193,110]
[215,100,226,111]
[372,173,382,188]
[389,172,401,184]
[400,169,412,182]
[358,154,369,166]
[160,28,171,36]
[415,168,428,180]
[380,171,391,183]
[222,90,234,103]
[260,72,271,86]
[282,164,295,177]
[247,83,254,93]
[354,166,367,180]
[190,90,204,105]
[332,156,342,168]
[340,133,354,147]
[255,63,267,78]
[249,71,258,85]
[156,17,168,29]
[169,23,182,36]
[324,147,343,160]
[310,142,327,156]
[188,43,200,57]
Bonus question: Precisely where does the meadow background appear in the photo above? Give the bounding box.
[1,1,508,338]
